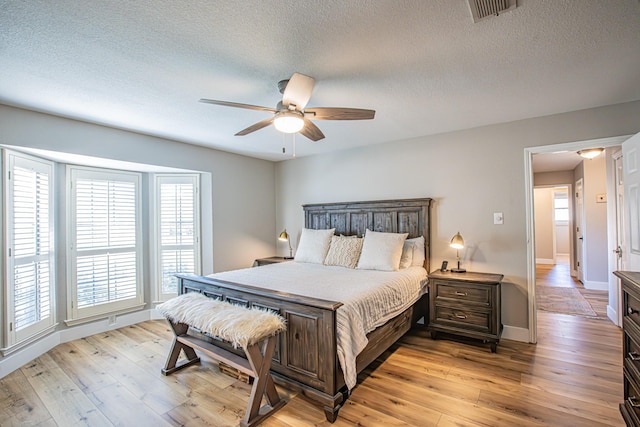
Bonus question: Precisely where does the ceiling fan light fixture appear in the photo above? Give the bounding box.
[273,110,304,133]
[577,148,604,159]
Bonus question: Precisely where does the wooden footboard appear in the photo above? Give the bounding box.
[176,274,428,422]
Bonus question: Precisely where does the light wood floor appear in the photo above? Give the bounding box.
[1,266,624,426]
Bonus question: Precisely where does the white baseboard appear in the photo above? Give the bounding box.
[584,280,608,291]
[536,258,555,265]
[0,309,152,379]
[607,305,621,327]
[501,325,530,343]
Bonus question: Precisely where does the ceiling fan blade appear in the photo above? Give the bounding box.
[282,73,315,111]
[235,117,275,136]
[299,119,325,141]
[304,107,375,120]
[199,99,277,113]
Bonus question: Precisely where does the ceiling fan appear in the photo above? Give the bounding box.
[199,73,375,142]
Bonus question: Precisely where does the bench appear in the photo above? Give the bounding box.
[157,293,287,426]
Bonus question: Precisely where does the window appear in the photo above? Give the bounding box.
[554,191,569,223]
[67,167,143,323]
[155,174,200,301]
[3,151,55,349]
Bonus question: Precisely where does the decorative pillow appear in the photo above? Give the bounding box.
[399,239,414,269]
[324,235,364,269]
[357,230,408,271]
[294,228,335,264]
[409,236,426,267]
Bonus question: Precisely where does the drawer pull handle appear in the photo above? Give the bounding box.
[454,313,467,320]
[629,352,640,361]
[455,291,468,297]
[629,307,639,315]
[629,396,640,408]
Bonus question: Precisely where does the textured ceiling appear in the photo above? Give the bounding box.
[1,0,639,161]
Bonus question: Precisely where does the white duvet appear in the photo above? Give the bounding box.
[208,262,427,390]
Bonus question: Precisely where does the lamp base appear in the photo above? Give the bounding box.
[450,268,466,273]
[283,256,294,260]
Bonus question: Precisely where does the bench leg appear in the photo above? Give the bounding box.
[240,337,285,427]
[161,321,201,375]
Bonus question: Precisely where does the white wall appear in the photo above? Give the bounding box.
[556,223,570,254]
[275,100,640,336]
[534,188,554,263]
[583,154,609,287]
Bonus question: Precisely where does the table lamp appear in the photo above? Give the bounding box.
[279,229,293,259]
[450,232,466,273]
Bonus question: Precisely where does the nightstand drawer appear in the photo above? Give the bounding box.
[433,280,491,306]
[433,305,491,333]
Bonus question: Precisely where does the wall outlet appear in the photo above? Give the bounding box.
[494,212,504,225]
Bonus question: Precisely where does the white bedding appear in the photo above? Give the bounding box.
[208,262,427,390]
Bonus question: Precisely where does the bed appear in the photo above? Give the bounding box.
[176,198,432,422]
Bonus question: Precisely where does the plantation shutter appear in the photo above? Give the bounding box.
[5,153,55,347]
[69,167,143,322]
[156,175,200,300]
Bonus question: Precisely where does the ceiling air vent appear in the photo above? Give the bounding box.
[468,0,517,23]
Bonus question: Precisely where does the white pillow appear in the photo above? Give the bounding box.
[357,230,408,271]
[294,228,335,264]
[399,239,414,269]
[324,235,364,269]
[410,236,426,267]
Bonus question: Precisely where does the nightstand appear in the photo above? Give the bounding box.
[428,270,503,352]
[254,256,294,267]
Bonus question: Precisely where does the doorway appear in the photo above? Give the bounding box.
[525,135,631,343]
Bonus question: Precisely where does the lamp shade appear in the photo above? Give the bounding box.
[278,229,289,241]
[450,232,464,249]
[577,148,604,159]
[273,111,304,133]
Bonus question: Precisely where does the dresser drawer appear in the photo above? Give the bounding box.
[627,291,640,330]
[623,367,640,426]
[625,330,640,370]
[432,280,492,306]
[433,305,491,333]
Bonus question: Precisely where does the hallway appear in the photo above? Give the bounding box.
[536,255,609,318]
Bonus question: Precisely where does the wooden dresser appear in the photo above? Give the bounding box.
[427,270,503,352]
[616,270,640,426]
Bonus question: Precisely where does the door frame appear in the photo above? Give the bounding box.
[524,135,631,343]
[610,149,625,326]
[575,178,585,283]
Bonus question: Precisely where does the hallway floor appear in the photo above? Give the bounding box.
[536,255,609,318]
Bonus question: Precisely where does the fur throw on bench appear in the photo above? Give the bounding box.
[157,293,286,349]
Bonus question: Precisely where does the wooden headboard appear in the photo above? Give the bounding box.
[302,198,432,272]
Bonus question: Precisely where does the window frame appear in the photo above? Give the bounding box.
[2,150,56,351]
[152,173,201,302]
[66,165,144,325]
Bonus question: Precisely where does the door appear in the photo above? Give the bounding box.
[575,178,585,282]
[623,132,640,271]
[614,150,625,272]
[613,150,625,326]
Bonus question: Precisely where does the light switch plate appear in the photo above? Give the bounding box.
[494,212,504,225]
